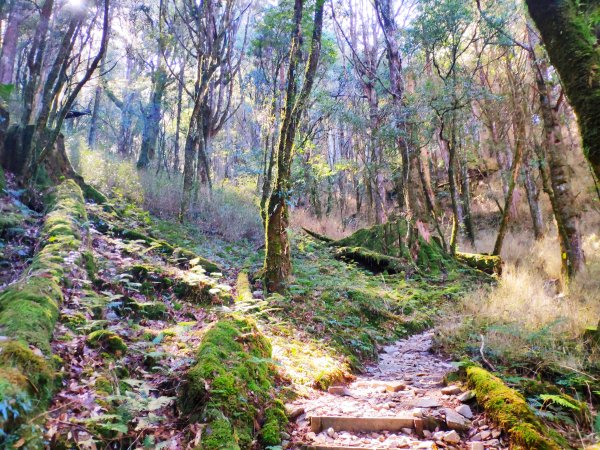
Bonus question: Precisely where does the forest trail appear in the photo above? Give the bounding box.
[287,333,506,450]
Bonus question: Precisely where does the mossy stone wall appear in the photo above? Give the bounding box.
[0,180,87,441]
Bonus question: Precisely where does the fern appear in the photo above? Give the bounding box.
[539,394,580,411]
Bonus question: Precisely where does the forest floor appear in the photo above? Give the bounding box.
[0,178,594,449]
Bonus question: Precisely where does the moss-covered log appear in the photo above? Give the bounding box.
[455,252,502,275]
[179,316,286,449]
[333,246,410,274]
[333,219,488,276]
[525,0,600,180]
[0,180,87,441]
[466,366,563,450]
[302,227,334,243]
[235,271,253,303]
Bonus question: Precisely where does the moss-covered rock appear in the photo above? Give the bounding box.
[174,268,232,305]
[86,330,127,355]
[260,399,288,446]
[466,366,562,449]
[0,180,87,442]
[61,312,88,332]
[180,316,283,450]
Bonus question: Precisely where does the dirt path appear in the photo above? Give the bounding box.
[286,332,508,450]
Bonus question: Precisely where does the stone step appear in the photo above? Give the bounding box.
[310,415,415,433]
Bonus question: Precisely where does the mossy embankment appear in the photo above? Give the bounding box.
[180,315,286,450]
[87,202,221,273]
[0,180,86,442]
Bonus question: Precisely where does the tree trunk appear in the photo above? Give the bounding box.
[459,146,475,246]
[528,30,585,278]
[0,0,23,85]
[493,108,525,256]
[173,64,184,172]
[88,83,103,150]
[523,149,544,240]
[525,0,600,180]
[264,0,324,293]
[138,67,167,168]
[180,130,199,221]
[440,119,463,255]
[87,19,110,150]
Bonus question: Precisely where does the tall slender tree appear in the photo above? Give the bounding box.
[264,0,325,293]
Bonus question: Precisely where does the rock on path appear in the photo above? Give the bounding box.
[286,332,508,450]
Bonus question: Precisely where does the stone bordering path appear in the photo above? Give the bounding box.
[0,180,87,442]
[286,332,508,450]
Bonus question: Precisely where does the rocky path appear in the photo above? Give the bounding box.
[286,332,508,450]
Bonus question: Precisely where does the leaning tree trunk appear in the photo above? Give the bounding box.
[493,105,525,256]
[525,0,600,180]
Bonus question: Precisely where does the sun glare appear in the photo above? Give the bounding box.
[67,0,85,9]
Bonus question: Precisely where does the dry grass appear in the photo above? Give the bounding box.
[291,206,368,240]
[439,222,600,373]
[77,148,263,243]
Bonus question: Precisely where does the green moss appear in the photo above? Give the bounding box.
[137,302,168,320]
[260,399,288,446]
[0,341,54,397]
[202,416,239,450]
[235,271,253,303]
[467,366,561,449]
[180,316,282,450]
[81,250,96,282]
[334,218,481,276]
[86,330,128,355]
[62,312,87,332]
[333,246,410,274]
[0,213,22,233]
[456,252,502,275]
[94,376,113,394]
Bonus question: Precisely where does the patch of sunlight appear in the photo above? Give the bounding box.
[268,332,351,395]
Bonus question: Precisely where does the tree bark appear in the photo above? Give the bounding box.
[525,0,600,180]
[173,64,184,172]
